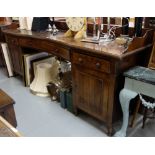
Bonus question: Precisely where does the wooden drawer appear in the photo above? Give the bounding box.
[19,38,38,49]
[6,35,18,45]
[39,40,70,60]
[19,38,70,60]
[72,52,111,73]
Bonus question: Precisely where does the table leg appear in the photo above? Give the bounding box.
[114,89,138,137]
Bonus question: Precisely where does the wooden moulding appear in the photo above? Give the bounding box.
[127,28,154,52]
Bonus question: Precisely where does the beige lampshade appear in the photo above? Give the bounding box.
[30,62,57,97]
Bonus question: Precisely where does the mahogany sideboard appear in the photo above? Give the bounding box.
[2,29,154,135]
[0,22,19,67]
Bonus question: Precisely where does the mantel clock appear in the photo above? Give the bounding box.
[64,17,87,39]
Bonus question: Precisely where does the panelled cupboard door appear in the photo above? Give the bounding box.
[73,68,109,121]
[7,43,23,76]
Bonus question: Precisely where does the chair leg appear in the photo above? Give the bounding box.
[130,98,141,128]
[142,107,148,129]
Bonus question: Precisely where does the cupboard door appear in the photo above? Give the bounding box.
[73,68,109,121]
[8,44,23,76]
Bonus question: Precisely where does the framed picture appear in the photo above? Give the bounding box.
[23,52,48,87]
[148,42,155,69]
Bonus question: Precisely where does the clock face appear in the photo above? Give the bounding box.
[66,17,84,32]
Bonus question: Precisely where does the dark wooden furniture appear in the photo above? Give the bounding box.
[0,21,19,67]
[144,17,155,42]
[144,17,155,30]
[0,116,21,137]
[2,28,154,135]
[0,89,17,128]
[0,17,11,67]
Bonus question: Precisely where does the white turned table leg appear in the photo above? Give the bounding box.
[114,89,138,137]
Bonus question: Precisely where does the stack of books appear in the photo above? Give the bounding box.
[60,89,73,113]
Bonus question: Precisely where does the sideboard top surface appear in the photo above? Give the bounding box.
[3,29,152,60]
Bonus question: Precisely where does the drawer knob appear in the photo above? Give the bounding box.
[55,49,59,52]
[12,40,16,44]
[78,58,83,63]
[96,62,101,69]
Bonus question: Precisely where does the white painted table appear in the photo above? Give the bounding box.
[114,66,155,137]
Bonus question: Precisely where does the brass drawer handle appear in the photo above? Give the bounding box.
[78,57,83,63]
[11,39,16,44]
[54,49,59,53]
[96,62,101,69]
